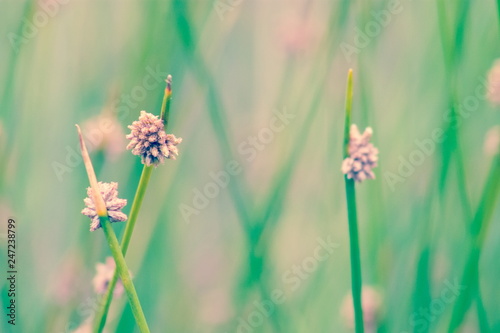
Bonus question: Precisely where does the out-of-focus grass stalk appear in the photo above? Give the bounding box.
[436,0,472,220]
[448,152,500,332]
[174,2,349,330]
[342,69,364,333]
[77,125,150,333]
[0,1,34,198]
[93,78,172,333]
[435,1,491,330]
[497,0,500,29]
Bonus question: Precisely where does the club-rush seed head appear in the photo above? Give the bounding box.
[487,59,500,105]
[341,124,379,182]
[93,257,129,297]
[81,182,127,232]
[126,111,182,166]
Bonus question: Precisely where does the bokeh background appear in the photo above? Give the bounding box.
[1,0,500,332]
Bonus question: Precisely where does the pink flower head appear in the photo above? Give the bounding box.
[81,182,127,231]
[341,124,379,182]
[126,111,182,166]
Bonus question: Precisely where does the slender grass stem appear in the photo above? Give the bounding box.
[99,216,150,333]
[497,0,500,31]
[93,165,153,332]
[448,153,500,332]
[342,69,364,333]
[343,70,353,157]
[345,178,364,333]
[93,78,172,332]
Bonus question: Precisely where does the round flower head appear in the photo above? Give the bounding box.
[81,182,127,231]
[487,59,500,105]
[341,124,379,182]
[93,257,128,296]
[340,286,382,333]
[126,111,182,166]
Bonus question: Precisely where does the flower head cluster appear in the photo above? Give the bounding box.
[341,124,379,182]
[126,111,182,166]
[487,59,500,105]
[81,182,127,231]
[93,257,127,296]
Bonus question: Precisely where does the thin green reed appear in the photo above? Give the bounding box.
[435,1,493,331]
[92,165,153,333]
[93,79,172,333]
[253,21,350,327]
[342,69,364,333]
[99,216,151,333]
[436,0,472,218]
[172,0,254,230]
[173,1,351,330]
[406,2,478,331]
[448,151,500,332]
[76,125,150,333]
[357,0,387,287]
[497,0,500,33]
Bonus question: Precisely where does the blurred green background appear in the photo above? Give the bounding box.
[1,0,500,332]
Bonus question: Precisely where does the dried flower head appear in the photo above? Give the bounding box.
[340,286,382,333]
[81,182,127,232]
[487,59,500,105]
[341,124,379,182]
[484,125,500,156]
[126,111,182,166]
[93,257,128,296]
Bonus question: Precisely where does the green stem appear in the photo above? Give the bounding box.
[448,153,500,332]
[343,70,353,157]
[345,179,364,333]
[122,166,154,253]
[497,0,500,31]
[343,69,364,333]
[99,216,150,333]
[93,165,153,332]
[93,76,170,332]
[160,75,172,125]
